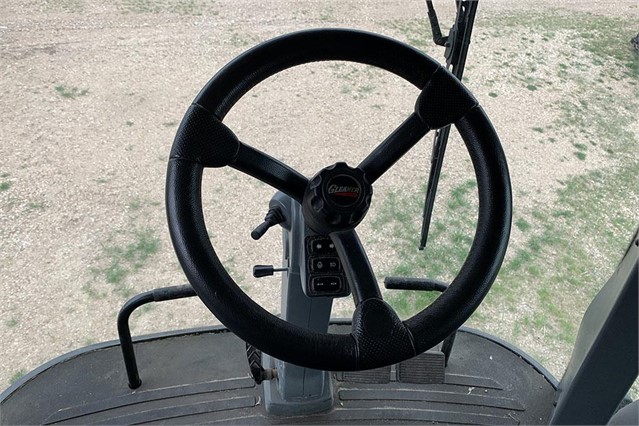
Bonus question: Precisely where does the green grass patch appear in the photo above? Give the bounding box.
[54,85,88,99]
[375,158,638,363]
[375,179,478,317]
[119,0,218,16]
[229,32,260,48]
[556,93,636,159]
[0,181,11,191]
[384,18,430,50]
[515,217,531,232]
[45,0,83,12]
[9,370,25,385]
[26,201,47,212]
[5,318,18,328]
[128,198,142,211]
[91,228,160,297]
[481,12,638,79]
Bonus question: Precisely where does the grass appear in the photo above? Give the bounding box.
[54,85,89,99]
[1,173,11,193]
[375,8,639,379]
[128,198,142,211]
[574,151,586,161]
[45,0,83,12]
[119,0,219,16]
[9,370,26,385]
[5,318,18,328]
[515,218,531,232]
[26,201,47,212]
[384,18,430,50]
[375,160,637,369]
[318,5,335,22]
[90,227,160,297]
[329,63,384,100]
[229,32,260,48]
[374,178,478,315]
[482,11,638,79]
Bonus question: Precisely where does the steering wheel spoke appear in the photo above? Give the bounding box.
[329,230,382,305]
[231,143,308,204]
[169,103,308,203]
[358,113,430,184]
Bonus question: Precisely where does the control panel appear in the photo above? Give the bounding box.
[304,236,350,297]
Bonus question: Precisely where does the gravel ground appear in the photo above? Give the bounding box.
[1,0,637,389]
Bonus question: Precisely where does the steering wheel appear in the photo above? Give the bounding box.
[166,29,511,371]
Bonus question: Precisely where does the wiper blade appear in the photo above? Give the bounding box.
[419,0,479,251]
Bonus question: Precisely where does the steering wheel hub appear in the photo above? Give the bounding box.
[302,162,372,234]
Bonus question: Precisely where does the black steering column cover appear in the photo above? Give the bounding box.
[166,29,512,370]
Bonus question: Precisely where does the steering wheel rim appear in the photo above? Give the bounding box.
[166,29,512,371]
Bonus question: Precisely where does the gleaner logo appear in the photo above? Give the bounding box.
[327,184,360,198]
[325,174,362,208]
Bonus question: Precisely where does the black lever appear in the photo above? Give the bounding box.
[251,206,285,240]
[253,265,287,278]
[384,275,456,365]
[384,276,448,292]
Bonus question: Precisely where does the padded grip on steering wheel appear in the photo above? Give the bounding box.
[415,67,478,129]
[170,103,240,167]
[352,299,416,370]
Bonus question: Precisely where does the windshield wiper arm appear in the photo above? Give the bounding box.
[419,0,479,250]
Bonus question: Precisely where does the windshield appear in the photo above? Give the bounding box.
[1,0,637,395]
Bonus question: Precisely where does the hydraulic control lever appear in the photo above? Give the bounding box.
[251,206,285,240]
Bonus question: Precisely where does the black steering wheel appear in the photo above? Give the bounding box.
[166,29,511,371]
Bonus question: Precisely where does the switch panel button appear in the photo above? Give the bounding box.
[311,276,342,293]
[311,257,340,273]
[310,238,336,255]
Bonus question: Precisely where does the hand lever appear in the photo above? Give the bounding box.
[251,207,285,240]
[253,265,288,278]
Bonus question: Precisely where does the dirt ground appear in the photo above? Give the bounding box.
[1,0,637,393]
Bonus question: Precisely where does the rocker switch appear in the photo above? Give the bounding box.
[311,257,340,273]
[311,276,342,293]
[311,238,336,255]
